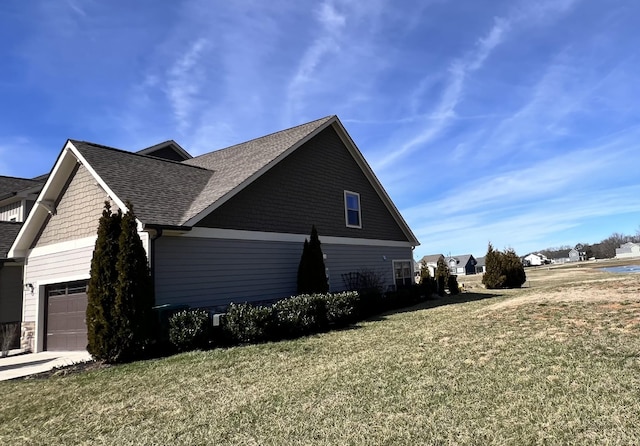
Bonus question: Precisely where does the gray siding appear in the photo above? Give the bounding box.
[0,264,23,323]
[196,126,409,242]
[154,235,412,310]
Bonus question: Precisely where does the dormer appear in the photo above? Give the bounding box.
[137,140,192,162]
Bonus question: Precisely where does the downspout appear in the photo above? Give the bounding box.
[148,228,163,303]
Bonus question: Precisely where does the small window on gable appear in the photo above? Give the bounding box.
[344,191,361,228]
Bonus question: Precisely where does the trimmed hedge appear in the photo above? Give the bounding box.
[223,303,276,344]
[221,292,361,345]
[325,292,360,326]
[169,309,211,352]
[174,288,426,351]
[273,294,328,339]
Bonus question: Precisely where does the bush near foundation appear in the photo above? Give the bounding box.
[169,309,211,352]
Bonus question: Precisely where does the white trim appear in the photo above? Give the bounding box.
[392,259,414,286]
[344,190,362,229]
[27,235,97,258]
[181,227,414,247]
[67,142,129,213]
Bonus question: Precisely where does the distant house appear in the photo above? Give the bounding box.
[446,254,477,276]
[523,253,548,266]
[550,248,582,264]
[616,242,640,259]
[418,254,444,277]
[475,256,486,274]
[568,248,581,262]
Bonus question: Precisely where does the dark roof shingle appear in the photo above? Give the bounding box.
[71,116,334,226]
[0,176,44,199]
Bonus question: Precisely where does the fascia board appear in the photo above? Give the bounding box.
[331,119,420,246]
[8,141,135,258]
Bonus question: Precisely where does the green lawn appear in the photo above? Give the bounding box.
[2,267,640,445]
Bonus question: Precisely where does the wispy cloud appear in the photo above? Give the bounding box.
[165,38,209,133]
[284,1,347,124]
[375,0,582,170]
[375,15,510,168]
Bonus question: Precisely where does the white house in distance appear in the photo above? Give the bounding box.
[616,242,640,259]
[523,253,549,266]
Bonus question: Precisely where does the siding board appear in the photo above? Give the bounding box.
[154,235,412,310]
[23,244,94,322]
[196,126,410,242]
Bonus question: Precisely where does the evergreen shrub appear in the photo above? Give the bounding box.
[448,275,460,295]
[482,243,527,289]
[273,294,328,338]
[223,303,275,344]
[169,309,211,352]
[324,292,360,326]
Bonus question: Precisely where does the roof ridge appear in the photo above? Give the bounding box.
[189,115,335,160]
[0,174,42,182]
[70,140,210,171]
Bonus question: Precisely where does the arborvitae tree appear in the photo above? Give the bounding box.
[113,202,154,362]
[419,264,436,298]
[86,202,122,360]
[482,243,505,289]
[297,239,311,293]
[297,225,329,294]
[482,243,526,289]
[503,248,526,288]
[435,257,449,296]
[447,275,460,295]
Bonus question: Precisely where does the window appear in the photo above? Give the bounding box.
[344,191,361,228]
[393,260,413,289]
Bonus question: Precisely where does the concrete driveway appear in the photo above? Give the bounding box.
[0,350,93,381]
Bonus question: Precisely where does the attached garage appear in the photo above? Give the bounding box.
[45,281,88,351]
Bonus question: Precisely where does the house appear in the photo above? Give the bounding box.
[568,248,581,262]
[417,254,444,277]
[446,254,477,276]
[8,115,420,352]
[475,256,486,274]
[523,253,548,266]
[616,242,640,259]
[0,175,47,348]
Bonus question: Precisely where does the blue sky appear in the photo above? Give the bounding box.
[1,0,639,260]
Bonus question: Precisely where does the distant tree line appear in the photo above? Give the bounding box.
[537,229,640,260]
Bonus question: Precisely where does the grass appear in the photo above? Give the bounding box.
[2,267,640,445]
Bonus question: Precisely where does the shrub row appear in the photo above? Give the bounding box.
[167,286,436,351]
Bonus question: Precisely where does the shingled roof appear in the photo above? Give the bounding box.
[0,176,44,200]
[0,222,22,259]
[72,142,213,226]
[71,115,334,226]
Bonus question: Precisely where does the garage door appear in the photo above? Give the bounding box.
[46,281,88,351]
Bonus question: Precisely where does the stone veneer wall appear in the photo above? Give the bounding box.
[20,321,35,352]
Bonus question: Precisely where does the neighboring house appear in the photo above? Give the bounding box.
[616,242,640,259]
[550,251,571,264]
[446,254,477,276]
[8,115,420,352]
[475,256,486,274]
[568,248,581,262]
[0,176,47,348]
[523,253,548,267]
[418,254,444,278]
